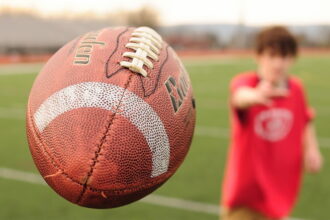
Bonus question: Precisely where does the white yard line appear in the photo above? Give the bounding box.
[0,167,46,185]
[0,167,306,220]
[0,167,219,214]
[0,63,43,75]
[195,126,330,149]
[0,59,233,75]
[183,59,239,67]
[142,194,220,215]
[196,99,330,116]
[0,107,25,119]
[0,106,329,148]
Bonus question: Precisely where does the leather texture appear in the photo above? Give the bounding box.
[26,27,196,208]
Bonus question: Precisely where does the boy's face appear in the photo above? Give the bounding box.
[256,49,295,83]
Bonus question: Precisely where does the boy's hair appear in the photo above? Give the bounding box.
[255,26,298,57]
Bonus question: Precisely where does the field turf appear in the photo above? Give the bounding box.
[0,55,329,220]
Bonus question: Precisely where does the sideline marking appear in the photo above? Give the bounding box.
[0,167,306,220]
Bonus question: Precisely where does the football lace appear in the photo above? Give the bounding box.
[120,27,163,77]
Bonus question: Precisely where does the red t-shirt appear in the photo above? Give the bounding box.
[222,72,314,218]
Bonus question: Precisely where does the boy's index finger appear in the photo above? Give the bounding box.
[258,79,289,98]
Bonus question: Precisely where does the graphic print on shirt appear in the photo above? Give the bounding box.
[254,108,293,142]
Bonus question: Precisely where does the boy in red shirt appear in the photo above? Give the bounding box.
[221,26,323,220]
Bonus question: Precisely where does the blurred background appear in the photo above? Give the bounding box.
[0,0,329,220]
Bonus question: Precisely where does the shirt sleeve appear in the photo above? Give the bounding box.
[229,74,256,123]
[230,74,255,93]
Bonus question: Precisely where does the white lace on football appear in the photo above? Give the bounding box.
[120,27,163,77]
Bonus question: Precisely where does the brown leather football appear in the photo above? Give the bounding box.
[26,26,196,208]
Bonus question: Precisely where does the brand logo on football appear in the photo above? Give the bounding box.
[165,71,190,113]
[73,30,105,65]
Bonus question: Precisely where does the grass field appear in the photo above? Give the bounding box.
[0,55,329,220]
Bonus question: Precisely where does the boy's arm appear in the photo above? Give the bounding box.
[232,87,269,109]
[304,123,323,173]
[232,81,288,109]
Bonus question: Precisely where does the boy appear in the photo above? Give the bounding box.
[221,26,323,220]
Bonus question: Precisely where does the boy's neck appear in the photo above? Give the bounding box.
[257,70,288,88]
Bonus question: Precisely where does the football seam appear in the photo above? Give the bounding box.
[105,28,129,78]
[27,90,171,196]
[27,106,84,186]
[75,73,135,204]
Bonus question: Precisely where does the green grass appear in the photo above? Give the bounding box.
[0,55,329,220]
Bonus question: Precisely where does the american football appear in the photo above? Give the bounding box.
[26,26,196,208]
